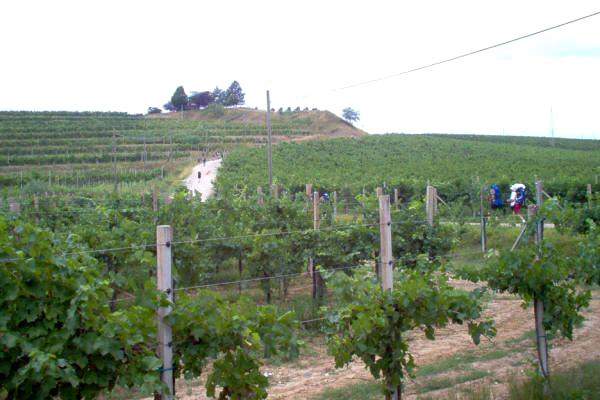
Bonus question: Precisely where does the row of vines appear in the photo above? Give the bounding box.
[2,186,600,398]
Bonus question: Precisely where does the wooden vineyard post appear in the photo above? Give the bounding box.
[156,225,174,400]
[376,187,383,197]
[333,191,337,223]
[587,183,593,209]
[378,195,393,290]
[480,186,486,255]
[536,181,544,241]
[379,194,398,400]
[8,199,20,214]
[312,191,323,301]
[152,191,158,212]
[528,205,550,380]
[425,185,436,226]
[305,184,312,204]
[313,191,320,230]
[394,188,399,209]
[257,186,264,205]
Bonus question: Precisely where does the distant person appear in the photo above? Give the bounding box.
[197,171,202,180]
[509,183,526,224]
[489,184,505,216]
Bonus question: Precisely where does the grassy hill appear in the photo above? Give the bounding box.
[0,109,364,191]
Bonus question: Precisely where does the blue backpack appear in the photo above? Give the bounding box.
[515,188,526,205]
[490,185,503,207]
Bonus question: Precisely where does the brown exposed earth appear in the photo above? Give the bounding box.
[166,281,600,400]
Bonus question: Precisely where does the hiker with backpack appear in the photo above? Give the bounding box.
[488,184,506,219]
[509,183,526,224]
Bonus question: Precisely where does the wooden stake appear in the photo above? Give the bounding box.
[587,183,592,209]
[313,192,320,231]
[9,199,20,214]
[305,184,312,204]
[536,181,544,240]
[257,186,264,205]
[156,225,174,399]
[312,192,323,301]
[394,188,399,209]
[426,185,435,226]
[480,187,486,255]
[333,191,337,223]
[152,191,158,212]
[378,195,398,400]
[376,187,383,197]
[378,195,393,290]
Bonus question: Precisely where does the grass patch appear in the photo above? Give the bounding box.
[316,380,382,400]
[416,348,510,378]
[416,368,491,394]
[509,359,600,400]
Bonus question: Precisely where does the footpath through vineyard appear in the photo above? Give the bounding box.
[167,282,600,400]
[182,158,222,200]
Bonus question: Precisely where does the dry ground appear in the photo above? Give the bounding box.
[165,280,600,400]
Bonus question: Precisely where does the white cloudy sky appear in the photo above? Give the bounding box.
[1,1,599,138]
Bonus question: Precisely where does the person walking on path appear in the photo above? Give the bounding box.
[509,183,526,224]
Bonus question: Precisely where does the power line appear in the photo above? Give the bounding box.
[272,10,600,104]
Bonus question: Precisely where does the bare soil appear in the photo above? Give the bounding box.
[167,282,600,400]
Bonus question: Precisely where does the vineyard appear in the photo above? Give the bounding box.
[1,174,600,399]
[1,111,600,399]
[217,134,600,208]
[0,109,362,191]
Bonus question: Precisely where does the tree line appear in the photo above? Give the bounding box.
[148,81,245,114]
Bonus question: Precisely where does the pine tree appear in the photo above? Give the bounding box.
[171,86,188,111]
[223,81,245,107]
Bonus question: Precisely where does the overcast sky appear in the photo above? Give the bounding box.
[1,1,599,138]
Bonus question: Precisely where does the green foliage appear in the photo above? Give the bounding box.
[215,135,600,209]
[206,103,225,117]
[147,107,162,114]
[171,86,189,111]
[467,240,591,340]
[323,267,495,398]
[169,293,300,399]
[341,107,360,124]
[0,217,162,399]
[222,81,245,107]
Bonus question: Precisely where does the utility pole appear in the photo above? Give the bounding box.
[266,90,273,193]
[112,130,118,192]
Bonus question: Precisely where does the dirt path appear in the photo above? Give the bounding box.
[182,159,222,201]
[170,284,600,400]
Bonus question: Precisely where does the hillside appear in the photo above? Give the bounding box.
[216,133,600,204]
[153,107,367,139]
[0,109,364,191]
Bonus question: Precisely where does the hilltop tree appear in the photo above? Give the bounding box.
[223,81,245,107]
[342,107,360,124]
[189,91,214,109]
[171,86,189,111]
[212,86,226,105]
[163,102,176,112]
